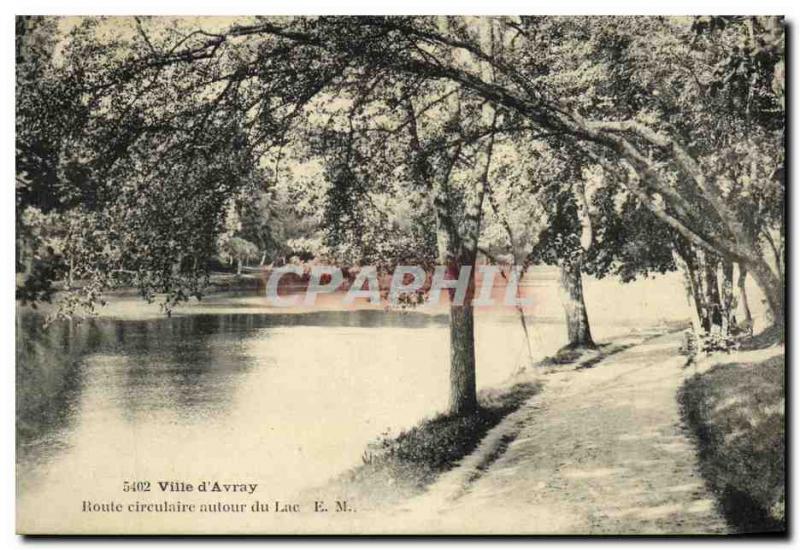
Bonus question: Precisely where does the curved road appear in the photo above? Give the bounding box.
[397,332,728,534]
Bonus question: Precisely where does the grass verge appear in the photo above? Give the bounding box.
[318,380,541,508]
[679,353,785,533]
[540,341,635,371]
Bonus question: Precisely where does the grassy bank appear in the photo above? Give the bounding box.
[319,380,542,508]
[679,352,785,533]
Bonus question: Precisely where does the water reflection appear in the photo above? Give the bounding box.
[16,309,451,479]
[16,315,91,464]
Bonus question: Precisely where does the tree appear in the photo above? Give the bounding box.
[16,16,89,304]
[481,135,680,350]
[294,59,505,415]
[17,17,271,316]
[523,150,597,349]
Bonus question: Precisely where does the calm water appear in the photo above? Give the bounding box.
[16,271,696,530]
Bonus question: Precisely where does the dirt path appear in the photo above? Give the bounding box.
[395,331,728,534]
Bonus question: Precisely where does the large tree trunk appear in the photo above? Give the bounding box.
[700,255,723,333]
[558,258,595,349]
[448,300,478,416]
[675,246,705,333]
[737,264,753,326]
[721,260,735,335]
[446,253,479,416]
[746,257,785,341]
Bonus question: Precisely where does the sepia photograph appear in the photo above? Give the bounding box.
[13,11,787,537]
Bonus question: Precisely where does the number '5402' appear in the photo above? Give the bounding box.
[123,481,151,492]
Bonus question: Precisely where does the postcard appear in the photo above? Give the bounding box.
[15,15,785,535]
